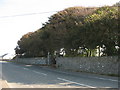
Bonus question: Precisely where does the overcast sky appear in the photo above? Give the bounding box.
[0,0,119,58]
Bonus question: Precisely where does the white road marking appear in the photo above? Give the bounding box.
[43,68,118,82]
[13,64,118,82]
[32,70,47,76]
[23,68,29,70]
[23,67,47,76]
[57,77,96,88]
[93,77,118,82]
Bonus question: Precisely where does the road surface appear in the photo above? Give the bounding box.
[0,61,119,88]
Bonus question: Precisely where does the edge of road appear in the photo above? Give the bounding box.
[9,61,119,82]
[1,61,119,88]
[0,75,10,89]
[10,61,119,77]
[38,65,119,81]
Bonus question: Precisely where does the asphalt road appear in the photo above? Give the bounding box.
[0,61,119,88]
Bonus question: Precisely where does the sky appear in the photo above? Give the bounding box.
[0,0,119,59]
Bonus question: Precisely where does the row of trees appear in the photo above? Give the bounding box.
[15,6,119,58]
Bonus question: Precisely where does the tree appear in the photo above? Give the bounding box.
[83,6,119,56]
[15,6,119,58]
[44,7,97,56]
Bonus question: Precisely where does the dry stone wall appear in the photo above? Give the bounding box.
[56,56,119,75]
[13,57,47,65]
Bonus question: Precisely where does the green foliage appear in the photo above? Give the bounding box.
[15,6,119,58]
[83,6,119,56]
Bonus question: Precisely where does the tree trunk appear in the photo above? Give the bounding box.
[89,50,92,57]
[98,46,101,57]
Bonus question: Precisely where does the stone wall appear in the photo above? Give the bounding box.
[56,56,119,75]
[13,57,47,65]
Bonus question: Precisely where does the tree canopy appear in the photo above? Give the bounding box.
[15,6,119,58]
